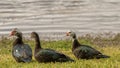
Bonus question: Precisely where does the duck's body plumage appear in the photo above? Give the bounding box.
[11,28,32,62]
[12,44,32,62]
[67,31,110,59]
[31,32,74,63]
[34,48,73,62]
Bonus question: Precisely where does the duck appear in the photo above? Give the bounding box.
[31,32,74,63]
[66,31,110,59]
[10,28,32,62]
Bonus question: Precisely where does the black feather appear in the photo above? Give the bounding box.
[12,32,32,62]
[31,32,74,63]
[70,32,110,59]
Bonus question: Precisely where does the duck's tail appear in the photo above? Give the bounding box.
[96,54,110,59]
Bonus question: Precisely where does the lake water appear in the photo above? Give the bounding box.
[0,0,120,40]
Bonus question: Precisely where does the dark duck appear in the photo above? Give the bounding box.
[10,28,32,62]
[31,32,74,63]
[66,31,110,59]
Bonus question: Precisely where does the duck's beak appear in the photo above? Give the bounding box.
[66,32,69,36]
[9,31,14,36]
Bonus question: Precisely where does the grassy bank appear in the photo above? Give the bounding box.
[0,33,120,68]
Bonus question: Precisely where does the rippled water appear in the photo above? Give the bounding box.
[0,0,120,40]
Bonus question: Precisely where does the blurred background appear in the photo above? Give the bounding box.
[0,0,120,40]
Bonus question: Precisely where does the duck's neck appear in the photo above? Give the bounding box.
[34,35,41,52]
[13,35,23,46]
[72,38,81,51]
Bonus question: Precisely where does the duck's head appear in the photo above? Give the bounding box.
[31,32,38,39]
[66,30,76,39]
[10,28,22,37]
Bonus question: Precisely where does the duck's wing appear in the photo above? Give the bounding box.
[35,49,74,62]
[12,44,32,62]
[73,45,101,59]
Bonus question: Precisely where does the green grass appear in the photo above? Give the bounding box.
[0,34,120,68]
